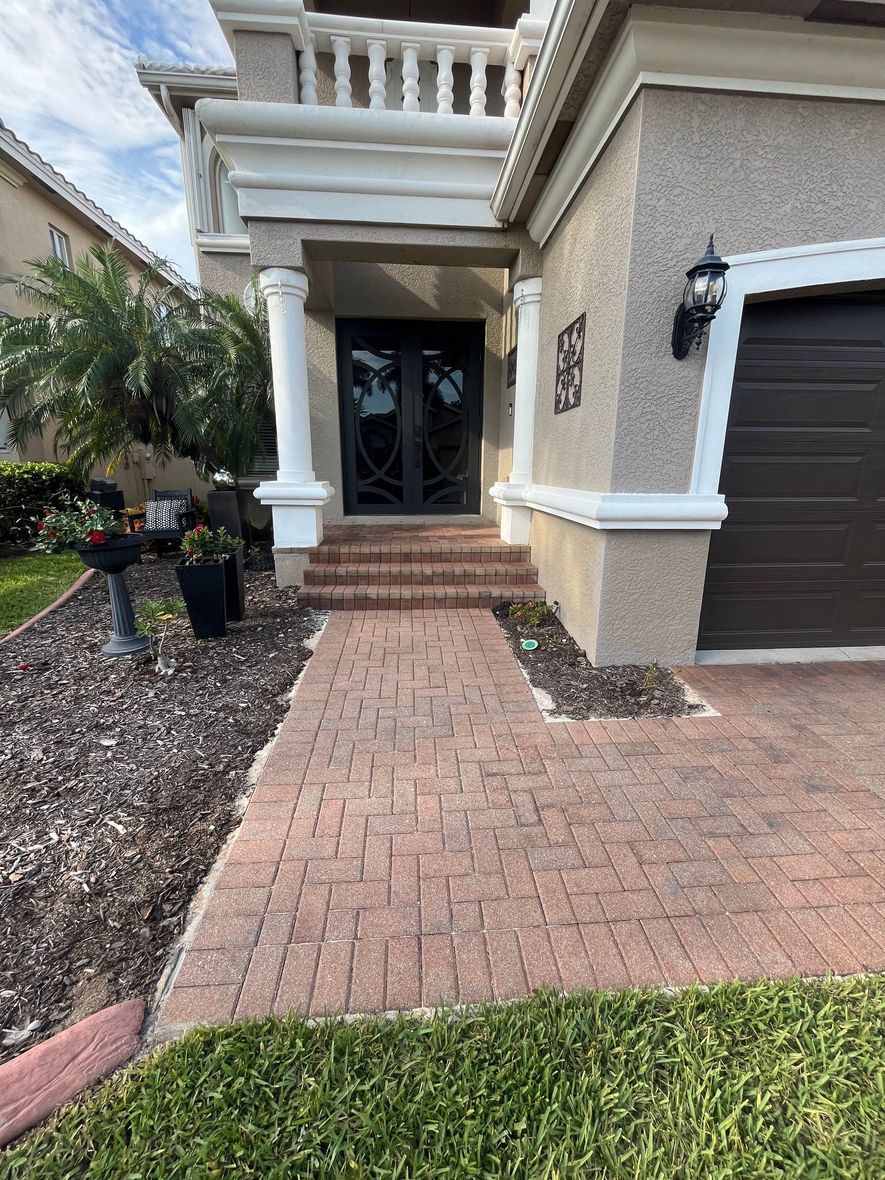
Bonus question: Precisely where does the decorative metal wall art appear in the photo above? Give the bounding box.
[554,313,585,414]
[506,346,517,388]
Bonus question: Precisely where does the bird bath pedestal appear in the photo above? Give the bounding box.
[75,534,150,657]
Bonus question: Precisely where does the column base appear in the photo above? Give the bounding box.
[489,482,532,545]
[272,547,311,588]
[253,479,334,548]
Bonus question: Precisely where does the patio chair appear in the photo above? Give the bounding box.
[128,489,197,544]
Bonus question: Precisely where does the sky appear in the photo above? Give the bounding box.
[0,0,233,282]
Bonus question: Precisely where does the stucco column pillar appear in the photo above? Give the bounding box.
[491,276,542,545]
[254,267,333,579]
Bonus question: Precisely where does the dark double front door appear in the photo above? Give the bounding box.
[338,319,483,514]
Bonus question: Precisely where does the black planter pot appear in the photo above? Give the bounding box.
[223,546,246,622]
[75,534,149,658]
[175,559,227,639]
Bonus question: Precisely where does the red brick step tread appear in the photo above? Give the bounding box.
[300,583,546,609]
[303,561,540,587]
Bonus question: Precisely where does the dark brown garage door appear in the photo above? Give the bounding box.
[698,294,885,650]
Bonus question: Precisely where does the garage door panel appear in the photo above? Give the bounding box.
[698,294,885,651]
[728,379,881,433]
[721,453,866,501]
[699,588,840,647]
[848,589,885,638]
[706,521,851,572]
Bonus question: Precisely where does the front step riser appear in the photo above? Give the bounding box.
[310,545,531,565]
[300,586,546,610]
[303,564,540,587]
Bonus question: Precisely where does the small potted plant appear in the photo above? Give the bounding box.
[175,524,242,639]
[33,498,148,656]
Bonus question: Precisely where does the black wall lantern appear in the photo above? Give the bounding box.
[671,235,730,359]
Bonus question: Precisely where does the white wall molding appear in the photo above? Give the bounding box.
[527,8,885,247]
[195,232,251,253]
[691,236,885,498]
[490,481,728,530]
[197,99,511,229]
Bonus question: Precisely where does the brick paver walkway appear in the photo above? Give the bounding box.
[158,611,885,1030]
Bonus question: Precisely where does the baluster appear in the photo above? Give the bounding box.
[367,39,387,110]
[502,59,521,119]
[299,44,318,105]
[435,45,454,115]
[401,42,420,112]
[469,47,489,117]
[331,36,352,108]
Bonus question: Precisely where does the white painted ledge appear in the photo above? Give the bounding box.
[195,232,250,254]
[489,481,727,530]
[197,99,513,229]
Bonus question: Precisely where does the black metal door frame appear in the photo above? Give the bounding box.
[337,318,484,515]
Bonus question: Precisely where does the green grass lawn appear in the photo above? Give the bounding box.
[4,979,884,1179]
[0,550,84,637]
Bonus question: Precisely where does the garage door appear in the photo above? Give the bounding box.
[698,294,885,650]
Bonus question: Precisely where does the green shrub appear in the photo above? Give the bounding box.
[508,601,555,627]
[0,462,83,545]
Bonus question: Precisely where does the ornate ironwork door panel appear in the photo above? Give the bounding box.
[338,320,483,515]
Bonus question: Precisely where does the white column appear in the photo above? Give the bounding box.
[254,267,333,555]
[490,276,542,545]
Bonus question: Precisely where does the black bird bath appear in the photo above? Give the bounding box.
[76,534,150,657]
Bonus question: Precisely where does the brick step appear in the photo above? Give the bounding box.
[309,542,531,565]
[299,583,546,610]
[303,561,540,587]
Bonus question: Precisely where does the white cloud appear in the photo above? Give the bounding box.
[0,0,232,280]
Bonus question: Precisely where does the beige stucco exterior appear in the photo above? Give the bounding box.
[0,136,210,504]
[523,84,885,665]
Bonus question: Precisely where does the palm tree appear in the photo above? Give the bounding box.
[0,243,274,481]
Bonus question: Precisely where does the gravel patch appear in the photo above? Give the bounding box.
[0,556,323,1062]
[495,604,701,721]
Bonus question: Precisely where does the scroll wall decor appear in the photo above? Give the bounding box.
[554,313,585,414]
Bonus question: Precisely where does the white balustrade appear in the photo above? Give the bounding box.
[297,14,541,119]
[435,45,454,115]
[367,39,387,110]
[401,42,420,112]
[299,44,318,106]
[331,36,352,108]
[469,47,489,117]
[502,60,521,119]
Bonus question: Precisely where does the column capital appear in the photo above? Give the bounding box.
[259,267,309,302]
[513,275,542,309]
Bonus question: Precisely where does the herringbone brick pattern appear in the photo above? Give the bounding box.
[158,610,885,1029]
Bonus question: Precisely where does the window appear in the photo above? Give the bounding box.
[49,225,71,266]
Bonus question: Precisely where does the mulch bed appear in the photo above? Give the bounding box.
[495,605,701,721]
[0,557,323,1063]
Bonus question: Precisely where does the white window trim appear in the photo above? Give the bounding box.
[49,225,71,266]
[690,236,885,498]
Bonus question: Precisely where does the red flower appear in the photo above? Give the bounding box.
[194,524,207,534]
[36,520,44,531]
[88,530,106,545]
[19,663,29,671]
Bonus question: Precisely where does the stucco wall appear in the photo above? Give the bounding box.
[531,99,641,494]
[234,31,297,103]
[197,248,253,298]
[312,261,506,520]
[613,87,885,495]
[529,512,604,660]
[524,85,885,664]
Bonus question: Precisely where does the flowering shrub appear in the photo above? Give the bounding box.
[179,524,242,564]
[0,461,83,545]
[33,497,125,552]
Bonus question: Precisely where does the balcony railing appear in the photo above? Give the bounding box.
[302,13,529,118]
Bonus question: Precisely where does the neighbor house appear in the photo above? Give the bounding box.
[139,0,885,665]
[0,119,205,504]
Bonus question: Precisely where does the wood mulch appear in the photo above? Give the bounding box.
[494,604,701,721]
[0,556,324,1062]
